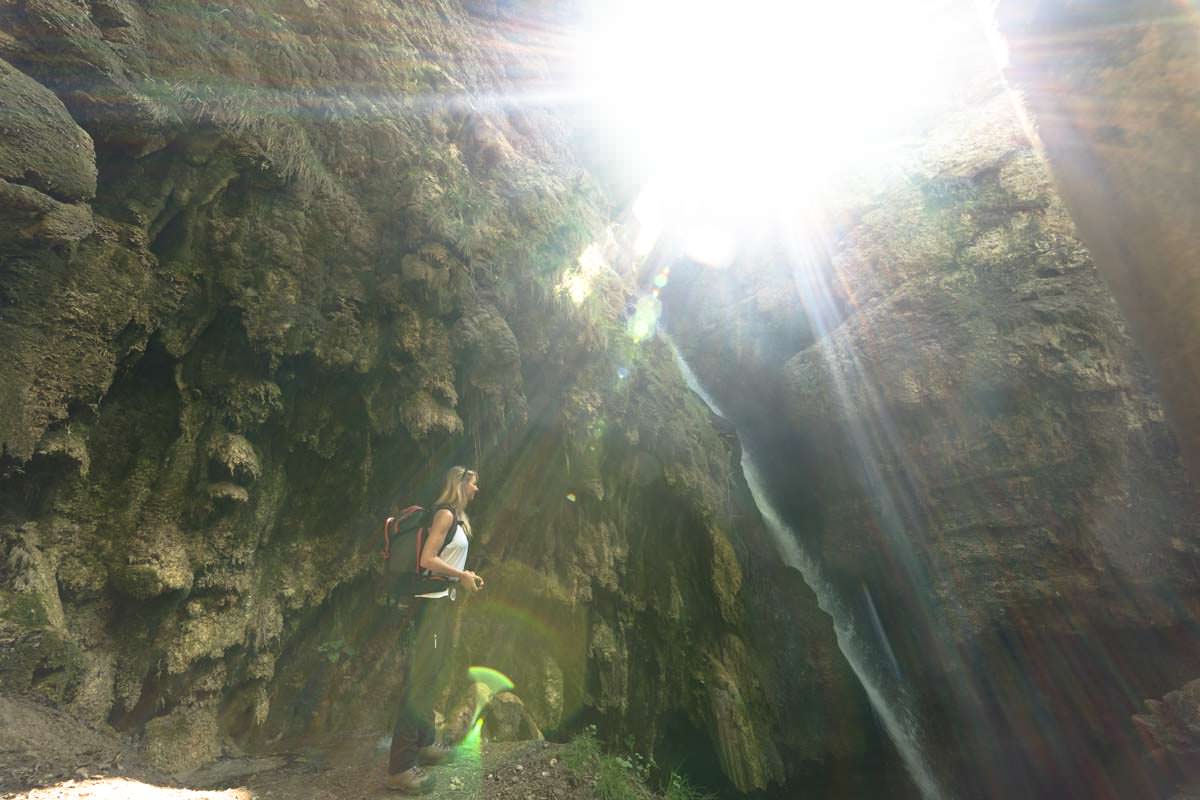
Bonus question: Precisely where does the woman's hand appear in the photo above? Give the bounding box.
[461,570,485,592]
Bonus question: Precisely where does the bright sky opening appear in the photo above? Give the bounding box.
[572,0,983,251]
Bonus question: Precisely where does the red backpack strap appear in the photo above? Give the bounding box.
[381,505,425,561]
[415,525,426,574]
[381,516,397,560]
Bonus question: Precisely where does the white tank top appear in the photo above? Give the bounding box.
[416,521,469,599]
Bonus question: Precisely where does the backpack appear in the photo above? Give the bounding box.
[380,504,458,595]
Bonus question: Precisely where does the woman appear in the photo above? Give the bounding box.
[385,466,485,794]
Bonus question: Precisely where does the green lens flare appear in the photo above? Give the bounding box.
[467,666,515,694]
[627,293,662,342]
[459,716,484,755]
[465,667,515,734]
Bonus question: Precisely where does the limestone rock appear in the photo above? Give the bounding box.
[0,179,94,244]
[207,482,250,506]
[665,77,1200,798]
[143,703,220,774]
[483,692,543,742]
[0,0,175,154]
[995,0,1200,479]
[207,433,261,486]
[110,527,193,600]
[0,58,96,202]
[0,2,868,793]
[1134,678,1200,756]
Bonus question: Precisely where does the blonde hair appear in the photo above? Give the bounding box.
[433,465,476,536]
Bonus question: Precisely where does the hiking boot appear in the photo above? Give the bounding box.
[384,766,434,794]
[418,742,456,765]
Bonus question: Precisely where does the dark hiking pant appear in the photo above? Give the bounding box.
[388,595,456,774]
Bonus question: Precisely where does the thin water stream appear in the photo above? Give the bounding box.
[664,335,950,800]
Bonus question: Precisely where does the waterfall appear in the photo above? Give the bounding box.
[664,335,950,800]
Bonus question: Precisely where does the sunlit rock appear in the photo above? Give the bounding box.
[664,65,1200,798]
[143,703,220,774]
[483,692,543,742]
[111,527,193,600]
[995,0,1200,479]
[206,433,261,486]
[207,482,250,506]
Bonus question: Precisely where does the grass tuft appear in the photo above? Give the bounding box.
[562,726,713,800]
[665,772,717,800]
[594,754,644,800]
[562,724,602,774]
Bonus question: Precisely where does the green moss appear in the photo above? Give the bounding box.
[0,600,85,704]
[219,379,283,431]
[0,590,51,627]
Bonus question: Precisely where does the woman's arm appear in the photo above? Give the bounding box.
[420,509,483,591]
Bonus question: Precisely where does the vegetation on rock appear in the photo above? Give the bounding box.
[0,0,882,795]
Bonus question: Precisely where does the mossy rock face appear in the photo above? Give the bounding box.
[110,526,194,600]
[482,692,543,742]
[207,433,261,486]
[0,590,53,629]
[0,57,96,203]
[0,592,84,705]
[142,703,220,773]
[0,0,871,793]
[217,379,283,431]
[455,561,589,733]
[109,561,193,601]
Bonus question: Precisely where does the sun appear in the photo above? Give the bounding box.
[571,0,982,248]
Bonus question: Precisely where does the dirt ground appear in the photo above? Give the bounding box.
[0,695,602,800]
[238,734,588,800]
[0,694,153,794]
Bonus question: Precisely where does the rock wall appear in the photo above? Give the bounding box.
[0,1,889,794]
[990,4,1200,796]
[664,84,1200,798]
[994,0,1200,481]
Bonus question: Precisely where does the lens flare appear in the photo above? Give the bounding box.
[463,667,516,741]
[458,715,485,758]
[558,242,610,306]
[467,666,516,694]
[626,293,661,342]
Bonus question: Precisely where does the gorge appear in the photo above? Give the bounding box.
[2,2,1200,799]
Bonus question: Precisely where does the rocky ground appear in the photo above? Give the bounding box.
[235,737,611,800]
[0,693,659,800]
